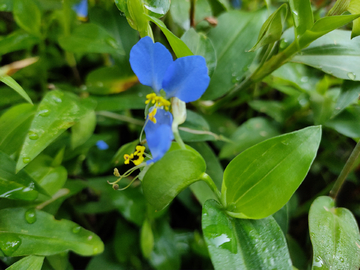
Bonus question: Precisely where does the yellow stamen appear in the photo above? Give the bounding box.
[124,153,134,164]
[145,93,170,111]
[123,145,146,165]
[149,108,157,123]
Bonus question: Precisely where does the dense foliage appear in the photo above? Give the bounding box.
[1,0,360,269]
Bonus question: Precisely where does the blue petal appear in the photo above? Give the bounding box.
[73,0,88,18]
[130,37,173,93]
[144,108,174,164]
[162,56,210,102]
[96,140,109,150]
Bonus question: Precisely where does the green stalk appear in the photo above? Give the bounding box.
[200,173,223,204]
[329,140,360,200]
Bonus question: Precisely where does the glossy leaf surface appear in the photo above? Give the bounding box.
[222,126,322,219]
[289,0,313,37]
[16,91,94,172]
[0,76,33,105]
[202,200,292,270]
[13,0,41,37]
[6,255,44,270]
[142,144,206,211]
[0,207,104,256]
[309,196,360,269]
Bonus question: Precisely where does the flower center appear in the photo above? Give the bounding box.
[145,93,171,110]
[123,145,146,165]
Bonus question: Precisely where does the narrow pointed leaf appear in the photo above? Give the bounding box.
[16,90,94,172]
[0,207,104,256]
[142,144,206,210]
[309,196,360,269]
[0,76,33,104]
[6,255,44,270]
[202,200,292,270]
[289,0,313,38]
[222,126,321,219]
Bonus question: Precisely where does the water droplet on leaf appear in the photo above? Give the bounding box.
[347,72,356,80]
[24,209,37,224]
[39,109,50,117]
[0,234,22,256]
[28,132,38,140]
[72,226,81,233]
[23,157,31,164]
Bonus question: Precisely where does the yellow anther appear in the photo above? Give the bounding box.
[114,168,120,177]
[134,145,146,156]
[145,93,158,104]
[124,153,134,165]
[133,155,144,165]
[124,145,146,165]
[148,108,157,123]
[145,93,170,111]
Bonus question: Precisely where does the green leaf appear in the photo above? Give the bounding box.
[142,143,206,211]
[289,0,313,38]
[220,117,280,159]
[6,255,44,270]
[293,30,360,81]
[203,10,266,100]
[0,0,12,11]
[0,30,40,55]
[328,0,350,16]
[332,81,360,118]
[202,200,292,270]
[0,103,36,157]
[143,0,170,18]
[326,105,360,138]
[141,219,154,259]
[222,126,322,219]
[13,0,42,37]
[179,110,214,142]
[181,28,217,76]
[59,23,125,55]
[309,196,360,269]
[299,14,360,47]
[170,0,190,30]
[0,151,39,200]
[0,76,33,104]
[112,140,139,165]
[250,3,288,51]
[348,0,360,38]
[71,110,96,149]
[145,14,193,58]
[16,90,94,172]
[24,154,67,196]
[0,207,104,256]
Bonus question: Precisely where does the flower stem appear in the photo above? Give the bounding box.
[329,140,360,200]
[200,173,223,204]
[172,124,186,149]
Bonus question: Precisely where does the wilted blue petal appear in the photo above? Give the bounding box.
[96,140,109,150]
[130,36,173,93]
[73,0,88,19]
[145,108,174,164]
[162,56,210,103]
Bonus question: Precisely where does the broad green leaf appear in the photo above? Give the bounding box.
[326,105,360,138]
[249,100,288,122]
[202,200,292,270]
[59,23,124,55]
[0,76,33,104]
[250,3,288,51]
[24,154,67,196]
[220,117,280,159]
[309,196,360,269]
[273,204,289,234]
[13,0,41,37]
[299,14,360,48]
[328,0,350,16]
[0,103,36,156]
[0,151,39,201]
[179,110,214,142]
[71,110,96,149]
[181,28,217,76]
[222,126,322,219]
[332,81,360,117]
[141,219,154,258]
[86,242,125,270]
[86,66,138,95]
[293,30,360,81]
[143,0,170,18]
[0,207,104,256]
[194,0,212,25]
[113,220,139,264]
[0,0,12,11]
[170,0,190,30]
[16,90,94,172]
[0,30,40,55]
[6,255,44,270]
[203,10,266,100]
[289,0,313,38]
[142,143,206,211]
[207,0,229,16]
[145,14,193,58]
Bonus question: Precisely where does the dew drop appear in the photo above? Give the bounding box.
[28,132,38,140]
[39,109,50,117]
[0,234,22,256]
[231,77,238,84]
[105,38,118,49]
[301,76,309,83]
[22,157,31,164]
[72,226,81,234]
[347,72,356,81]
[24,209,36,224]
[53,96,62,103]
[93,247,99,254]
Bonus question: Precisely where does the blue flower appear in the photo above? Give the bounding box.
[73,0,88,21]
[129,36,210,103]
[96,140,109,150]
[129,36,210,164]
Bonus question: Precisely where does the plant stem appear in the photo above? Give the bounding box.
[97,111,145,126]
[172,124,186,149]
[330,140,360,200]
[200,172,223,204]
